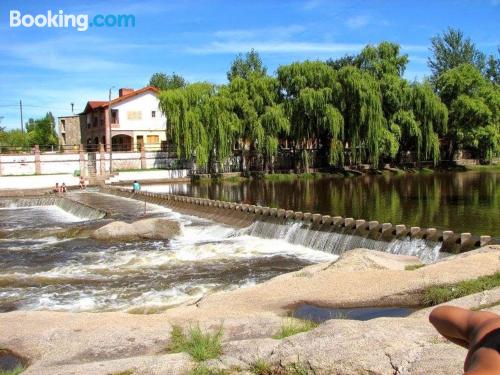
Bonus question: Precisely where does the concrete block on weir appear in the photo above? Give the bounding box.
[312,214,322,224]
[269,208,278,217]
[285,210,295,219]
[302,212,313,222]
[321,215,333,225]
[368,221,379,230]
[277,209,286,218]
[426,228,437,236]
[344,218,355,228]
[247,205,256,213]
[333,216,344,225]
[443,231,454,241]
[381,223,392,233]
[410,227,421,236]
[480,235,492,246]
[262,207,270,216]
[395,224,406,235]
[460,233,472,244]
[294,212,304,220]
[355,219,366,229]
[241,204,249,211]
[253,206,262,215]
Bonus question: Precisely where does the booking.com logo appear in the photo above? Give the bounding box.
[9,10,135,32]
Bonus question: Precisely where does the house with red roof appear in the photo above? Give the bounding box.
[80,86,167,152]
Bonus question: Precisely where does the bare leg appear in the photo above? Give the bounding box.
[429,305,500,375]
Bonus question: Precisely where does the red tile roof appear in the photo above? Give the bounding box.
[81,86,159,114]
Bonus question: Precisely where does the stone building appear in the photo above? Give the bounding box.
[58,114,85,151]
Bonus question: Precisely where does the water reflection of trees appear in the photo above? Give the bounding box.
[183,172,498,235]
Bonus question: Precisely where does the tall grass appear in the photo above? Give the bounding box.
[168,325,223,362]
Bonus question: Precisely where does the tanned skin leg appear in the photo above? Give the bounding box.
[429,306,500,375]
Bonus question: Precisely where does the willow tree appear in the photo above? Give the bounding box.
[337,66,385,167]
[227,73,287,171]
[408,82,447,163]
[277,61,344,170]
[159,83,239,172]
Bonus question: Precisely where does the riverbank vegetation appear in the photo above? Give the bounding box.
[156,28,499,174]
[422,271,500,306]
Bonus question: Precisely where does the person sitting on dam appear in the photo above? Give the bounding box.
[430,305,500,375]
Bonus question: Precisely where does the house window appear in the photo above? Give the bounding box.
[127,111,142,120]
[151,110,156,118]
[147,135,159,144]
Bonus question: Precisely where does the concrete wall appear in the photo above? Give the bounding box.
[0,148,187,177]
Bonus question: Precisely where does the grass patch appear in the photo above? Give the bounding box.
[273,318,318,339]
[0,366,25,375]
[107,370,133,375]
[465,164,500,172]
[250,359,272,375]
[470,300,500,311]
[188,365,228,375]
[168,324,223,362]
[422,272,500,306]
[405,264,425,271]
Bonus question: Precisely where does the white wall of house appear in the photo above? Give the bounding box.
[112,92,166,131]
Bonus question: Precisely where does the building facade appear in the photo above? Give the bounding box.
[81,86,167,151]
[58,114,85,150]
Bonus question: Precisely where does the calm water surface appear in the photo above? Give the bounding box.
[144,170,499,237]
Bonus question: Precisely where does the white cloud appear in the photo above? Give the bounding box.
[214,25,306,41]
[0,35,136,73]
[346,15,370,29]
[186,41,427,55]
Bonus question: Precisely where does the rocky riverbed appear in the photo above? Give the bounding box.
[1,245,499,375]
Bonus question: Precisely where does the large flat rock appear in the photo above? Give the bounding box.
[1,246,499,374]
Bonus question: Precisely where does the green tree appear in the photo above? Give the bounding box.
[436,64,499,160]
[25,112,58,149]
[428,28,486,83]
[227,49,267,81]
[357,42,409,78]
[277,61,343,170]
[227,73,289,171]
[485,49,500,84]
[159,83,239,172]
[149,72,187,90]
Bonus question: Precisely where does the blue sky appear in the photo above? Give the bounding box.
[0,0,498,130]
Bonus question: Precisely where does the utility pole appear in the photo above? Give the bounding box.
[71,102,74,114]
[108,87,114,173]
[19,100,24,133]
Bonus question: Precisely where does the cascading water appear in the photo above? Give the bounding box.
[0,197,105,221]
[242,216,441,263]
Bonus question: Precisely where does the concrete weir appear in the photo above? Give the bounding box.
[102,186,495,262]
[0,196,107,221]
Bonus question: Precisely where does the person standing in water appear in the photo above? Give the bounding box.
[430,305,500,374]
[132,180,141,193]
